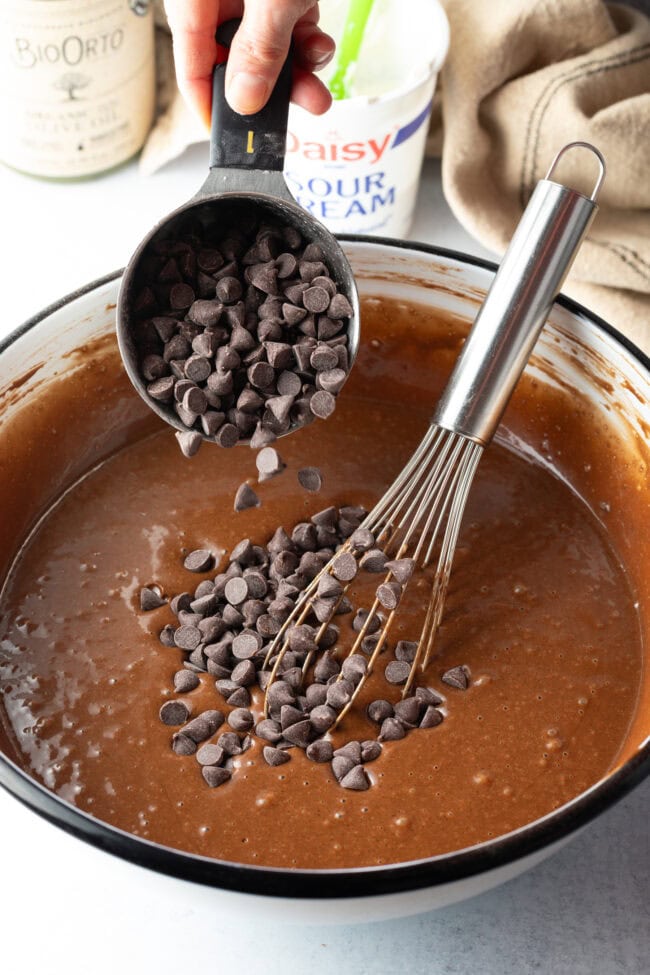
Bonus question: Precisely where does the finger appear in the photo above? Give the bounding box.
[165,0,241,127]
[292,20,335,73]
[225,0,319,115]
[291,68,333,115]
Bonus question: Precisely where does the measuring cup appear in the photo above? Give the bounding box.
[117,19,360,446]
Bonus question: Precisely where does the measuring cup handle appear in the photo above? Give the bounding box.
[209,19,292,173]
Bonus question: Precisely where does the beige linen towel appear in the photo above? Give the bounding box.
[143,0,649,352]
[435,0,650,351]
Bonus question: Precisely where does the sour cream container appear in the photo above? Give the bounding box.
[285,0,449,237]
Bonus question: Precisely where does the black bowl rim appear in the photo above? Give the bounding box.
[1,236,649,901]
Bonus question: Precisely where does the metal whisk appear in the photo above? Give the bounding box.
[263,142,605,726]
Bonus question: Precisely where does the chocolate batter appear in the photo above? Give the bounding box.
[0,296,643,868]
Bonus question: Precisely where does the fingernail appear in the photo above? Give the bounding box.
[227,72,270,114]
[309,46,334,68]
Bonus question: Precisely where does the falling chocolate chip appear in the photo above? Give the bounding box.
[175,430,202,458]
[256,447,285,484]
[297,467,323,493]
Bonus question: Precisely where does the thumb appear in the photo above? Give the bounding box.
[224,1,304,115]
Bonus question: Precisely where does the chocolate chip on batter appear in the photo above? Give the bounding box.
[385,660,411,685]
[202,766,231,788]
[172,732,197,756]
[140,586,166,611]
[174,625,202,651]
[393,697,422,727]
[173,670,200,693]
[340,765,370,791]
[441,665,471,690]
[159,700,192,725]
[361,740,382,763]
[309,704,337,733]
[378,717,407,742]
[183,549,215,573]
[367,699,394,724]
[297,467,323,493]
[183,710,224,742]
[263,746,291,767]
[228,708,254,732]
[331,551,357,582]
[306,739,333,763]
[420,706,444,728]
[395,640,418,663]
[218,731,243,756]
[196,743,225,766]
[331,755,355,781]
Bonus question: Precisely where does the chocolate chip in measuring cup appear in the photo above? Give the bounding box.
[129,219,355,453]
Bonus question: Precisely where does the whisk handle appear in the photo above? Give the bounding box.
[432,142,605,446]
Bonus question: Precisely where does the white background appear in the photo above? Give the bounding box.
[0,149,648,974]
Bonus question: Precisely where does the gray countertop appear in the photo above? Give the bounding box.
[0,152,648,975]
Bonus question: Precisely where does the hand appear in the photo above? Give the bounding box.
[165,1,335,125]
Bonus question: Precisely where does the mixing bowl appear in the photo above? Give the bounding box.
[0,239,648,924]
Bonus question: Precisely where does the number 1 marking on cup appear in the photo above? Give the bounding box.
[246,131,255,153]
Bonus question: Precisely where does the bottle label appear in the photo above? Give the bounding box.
[0,1,155,178]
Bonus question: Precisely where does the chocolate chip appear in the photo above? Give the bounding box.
[147,376,175,402]
[228,707,254,732]
[442,665,471,690]
[173,670,200,693]
[175,430,202,458]
[379,717,407,741]
[159,700,191,726]
[420,706,444,728]
[317,368,347,395]
[172,732,197,755]
[415,686,444,706]
[183,710,224,742]
[331,551,357,582]
[367,699,393,724]
[313,653,339,683]
[256,718,282,743]
[341,654,367,683]
[184,549,215,573]
[169,283,195,310]
[326,681,353,711]
[231,629,262,659]
[386,558,415,585]
[309,389,336,419]
[308,704,337,733]
[360,549,388,573]
[331,755,355,781]
[256,447,285,481]
[218,731,243,755]
[385,660,411,685]
[226,686,250,708]
[394,697,422,727]
[224,576,249,606]
[216,422,239,447]
[196,743,225,766]
[376,580,402,610]
[340,765,370,791]
[297,467,323,493]
[306,740,333,763]
[361,740,382,763]
[334,741,362,764]
[174,625,202,651]
[263,746,291,767]
[140,586,166,611]
[281,719,312,748]
[202,766,231,787]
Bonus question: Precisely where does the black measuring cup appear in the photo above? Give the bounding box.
[117,19,359,447]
